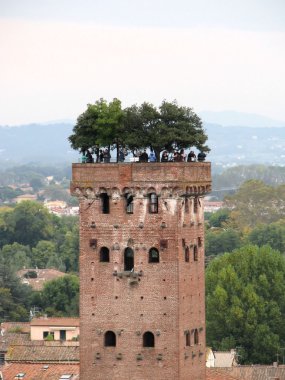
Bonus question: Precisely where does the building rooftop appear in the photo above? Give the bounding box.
[206,368,240,380]
[1,362,79,380]
[30,318,79,327]
[6,344,79,363]
[17,269,67,291]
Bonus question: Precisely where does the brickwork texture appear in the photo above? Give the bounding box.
[71,162,211,380]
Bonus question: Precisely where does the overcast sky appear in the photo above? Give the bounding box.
[0,0,285,125]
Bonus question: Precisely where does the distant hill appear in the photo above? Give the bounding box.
[0,123,78,166]
[199,110,285,128]
[1,120,285,169]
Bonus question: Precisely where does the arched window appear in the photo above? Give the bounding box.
[125,193,134,214]
[185,331,190,346]
[124,247,134,271]
[193,245,198,261]
[100,193,110,214]
[100,247,110,262]
[149,247,159,263]
[143,331,155,347]
[194,329,199,345]
[185,247,189,262]
[104,331,116,347]
[149,193,158,213]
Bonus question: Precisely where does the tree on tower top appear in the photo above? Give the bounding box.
[68,98,209,161]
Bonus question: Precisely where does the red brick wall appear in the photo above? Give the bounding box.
[71,162,211,380]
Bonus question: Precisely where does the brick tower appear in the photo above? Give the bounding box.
[71,161,211,380]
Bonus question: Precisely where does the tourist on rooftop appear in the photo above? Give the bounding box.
[161,151,169,162]
[149,150,157,162]
[187,151,196,162]
[197,151,206,162]
[140,149,149,162]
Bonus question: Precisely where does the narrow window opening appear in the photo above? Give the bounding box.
[193,197,198,214]
[143,331,155,347]
[186,332,190,347]
[193,246,198,261]
[100,193,110,214]
[149,247,159,263]
[104,331,116,347]
[89,239,97,249]
[100,247,110,262]
[198,237,202,247]
[125,193,134,214]
[124,247,134,271]
[185,247,189,262]
[194,329,199,345]
[0,352,4,365]
[185,198,189,213]
[149,193,158,213]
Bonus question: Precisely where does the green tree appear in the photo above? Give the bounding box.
[4,201,54,247]
[124,100,209,160]
[225,180,285,230]
[0,257,33,321]
[41,275,79,316]
[248,221,285,254]
[206,245,285,364]
[31,240,62,269]
[207,209,230,228]
[69,98,209,162]
[205,228,241,257]
[30,177,44,191]
[1,243,32,270]
[69,98,125,162]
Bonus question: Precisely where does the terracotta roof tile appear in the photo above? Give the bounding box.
[6,345,79,362]
[1,362,79,380]
[206,368,241,380]
[30,318,79,327]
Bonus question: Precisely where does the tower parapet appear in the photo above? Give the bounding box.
[71,161,211,380]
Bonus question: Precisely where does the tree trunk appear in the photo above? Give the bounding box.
[116,139,119,163]
[154,148,161,162]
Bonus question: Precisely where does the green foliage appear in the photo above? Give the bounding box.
[225,180,285,229]
[31,240,61,269]
[248,221,285,254]
[207,209,230,228]
[206,245,285,364]
[69,98,209,161]
[205,228,241,256]
[124,100,209,159]
[1,243,32,271]
[3,201,54,247]
[40,275,79,316]
[69,98,125,161]
[29,177,43,191]
[0,186,23,202]
[0,257,33,322]
[0,202,79,273]
[44,333,55,341]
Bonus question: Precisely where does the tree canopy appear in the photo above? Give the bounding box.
[206,244,285,364]
[68,98,209,161]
